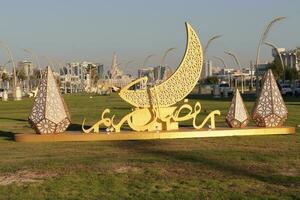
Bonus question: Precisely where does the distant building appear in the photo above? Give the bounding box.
[105,53,133,88]
[18,60,33,77]
[138,67,154,80]
[201,60,213,79]
[60,61,99,93]
[256,63,269,77]
[96,64,104,79]
[153,66,166,81]
[0,66,9,89]
[219,68,235,75]
[272,48,299,71]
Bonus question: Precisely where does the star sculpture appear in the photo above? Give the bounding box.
[252,69,288,127]
[29,66,71,134]
[226,88,249,128]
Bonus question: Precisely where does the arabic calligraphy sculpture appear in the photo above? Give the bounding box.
[29,66,71,134]
[226,88,249,128]
[82,23,220,133]
[252,69,288,127]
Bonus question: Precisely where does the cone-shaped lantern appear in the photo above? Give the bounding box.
[252,69,288,127]
[226,88,249,128]
[29,66,71,134]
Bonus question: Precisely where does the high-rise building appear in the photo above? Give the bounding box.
[153,66,166,81]
[202,60,213,78]
[18,60,33,77]
[96,64,104,79]
[272,48,299,71]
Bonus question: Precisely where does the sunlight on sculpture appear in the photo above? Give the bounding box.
[252,69,288,127]
[82,23,221,133]
[226,88,249,128]
[15,22,295,143]
[28,66,71,134]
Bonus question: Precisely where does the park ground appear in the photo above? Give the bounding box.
[0,93,299,200]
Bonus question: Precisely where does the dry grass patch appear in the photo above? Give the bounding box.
[0,170,57,185]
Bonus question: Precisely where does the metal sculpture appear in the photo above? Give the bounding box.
[252,69,288,127]
[83,23,221,133]
[119,23,203,108]
[226,88,249,128]
[14,22,296,143]
[29,66,71,134]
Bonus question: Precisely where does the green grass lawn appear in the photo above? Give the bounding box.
[0,93,299,200]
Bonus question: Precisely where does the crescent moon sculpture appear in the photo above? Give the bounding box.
[82,22,221,133]
[119,22,203,108]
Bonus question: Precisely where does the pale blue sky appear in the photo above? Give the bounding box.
[0,0,299,74]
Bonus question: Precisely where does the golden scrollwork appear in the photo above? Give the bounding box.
[82,22,221,134]
[82,100,220,133]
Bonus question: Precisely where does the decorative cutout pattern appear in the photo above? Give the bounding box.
[252,69,288,127]
[226,88,249,128]
[82,101,220,133]
[82,23,220,134]
[29,67,71,134]
[119,23,203,108]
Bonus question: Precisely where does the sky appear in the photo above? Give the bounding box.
[0,0,300,75]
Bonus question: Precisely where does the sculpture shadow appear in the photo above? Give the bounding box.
[0,117,27,122]
[188,94,255,102]
[114,140,299,187]
[189,93,300,103]
[68,123,84,131]
[0,130,15,141]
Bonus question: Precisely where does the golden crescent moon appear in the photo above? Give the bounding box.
[119,22,203,108]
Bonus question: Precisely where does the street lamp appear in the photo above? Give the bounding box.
[213,56,227,69]
[125,60,134,68]
[255,16,286,94]
[23,48,42,79]
[1,60,11,90]
[3,60,12,66]
[160,47,176,66]
[43,55,55,70]
[198,34,222,94]
[123,60,134,75]
[203,35,222,57]
[213,56,231,87]
[143,54,155,67]
[0,41,21,100]
[224,51,244,93]
[264,41,285,82]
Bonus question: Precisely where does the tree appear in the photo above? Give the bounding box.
[205,76,219,84]
[1,73,10,82]
[268,52,300,81]
[285,67,299,81]
[87,64,99,85]
[267,56,283,80]
[16,68,27,81]
[32,68,41,80]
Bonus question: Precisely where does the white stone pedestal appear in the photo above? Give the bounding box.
[14,86,22,101]
[2,90,8,101]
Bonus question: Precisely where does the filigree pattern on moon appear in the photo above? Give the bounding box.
[119,23,203,108]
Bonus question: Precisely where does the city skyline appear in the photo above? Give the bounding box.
[0,0,300,74]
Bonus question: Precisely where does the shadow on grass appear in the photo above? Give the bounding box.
[68,123,121,132]
[188,93,300,103]
[0,131,15,141]
[114,140,300,187]
[286,103,300,106]
[0,117,27,122]
[68,123,84,131]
